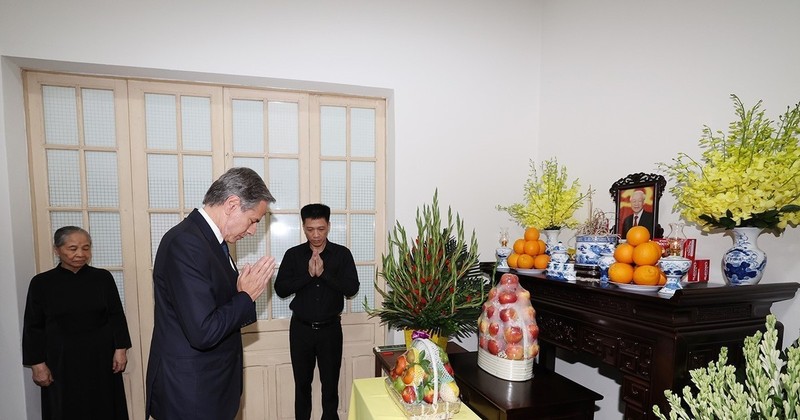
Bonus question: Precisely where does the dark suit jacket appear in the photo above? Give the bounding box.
[145,209,256,420]
[621,210,655,238]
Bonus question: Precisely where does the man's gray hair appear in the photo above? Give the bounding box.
[203,167,276,210]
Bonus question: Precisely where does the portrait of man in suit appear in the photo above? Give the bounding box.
[145,167,276,420]
[619,188,655,238]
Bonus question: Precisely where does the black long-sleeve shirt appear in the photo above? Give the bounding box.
[274,241,359,322]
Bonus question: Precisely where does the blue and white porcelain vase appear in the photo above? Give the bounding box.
[542,229,561,254]
[597,253,616,286]
[722,227,767,286]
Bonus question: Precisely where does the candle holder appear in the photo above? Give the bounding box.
[665,222,687,257]
[495,228,512,272]
[657,256,692,298]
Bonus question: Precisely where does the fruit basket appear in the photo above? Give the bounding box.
[477,273,539,381]
[384,338,462,419]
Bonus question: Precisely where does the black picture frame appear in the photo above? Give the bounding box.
[609,173,666,239]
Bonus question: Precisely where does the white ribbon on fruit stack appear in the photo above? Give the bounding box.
[388,338,460,407]
[478,273,539,361]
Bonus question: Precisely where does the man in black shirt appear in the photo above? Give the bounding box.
[274,203,359,420]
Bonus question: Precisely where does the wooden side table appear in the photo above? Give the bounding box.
[373,345,602,419]
[493,269,799,419]
[449,352,602,420]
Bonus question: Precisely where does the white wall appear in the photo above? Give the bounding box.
[1,1,798,419]
[538,1,800,416]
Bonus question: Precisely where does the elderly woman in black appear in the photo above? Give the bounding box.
[23,226,131,419]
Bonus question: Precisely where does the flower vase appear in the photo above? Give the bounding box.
[404,329,448,350]
[597,253,616,286]
[542,229,561,254]
[722,227,767,286]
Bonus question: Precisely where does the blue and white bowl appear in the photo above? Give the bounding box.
[575,235,619,266]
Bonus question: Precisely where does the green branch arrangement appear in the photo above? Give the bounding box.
[364,190,488,341]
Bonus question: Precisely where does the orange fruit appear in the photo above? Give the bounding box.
[507,253,519,268]
[537,240,547,255]
[658,270,667,285]
[517,254,535,269]
[524,227,540,242]
[633,241,662,266]
[608,262,634,284]
[633,265,661,285]
[626,226,651,246]
[523,240,540,256]
[533,254,550,269]
[513,239,526,254]
[613,243,635,264]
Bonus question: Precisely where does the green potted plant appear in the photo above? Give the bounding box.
[365,190,488,347]
[653,314,799,419]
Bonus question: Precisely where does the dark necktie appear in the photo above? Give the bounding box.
[633,215,639,226]
[221,241,230,258]
[221,241,237,271]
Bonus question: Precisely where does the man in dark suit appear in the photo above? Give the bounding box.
[621,189,654,238]
[146,167,276,420]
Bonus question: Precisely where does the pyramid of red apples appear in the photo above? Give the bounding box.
[477,273,539,380]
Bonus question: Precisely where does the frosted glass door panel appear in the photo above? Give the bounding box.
[320,161,346,210]
[232,157,265,179]
[271,289,292,320]
[82,88,116,147]
[42,86,79,146]
[89,212,123,267]
[350,162,375,211]
[181,96,212,151]
[269,214,301,321]
[232,99,264,154]
[182,155,213,209]
[271,214,301,265]
[352,267,375,313]
[147,155,179,208]
[46,149,81,207]
[268,101,299,154]
[145,94,178,150]
[350,214,375,263]
[320,106,346,157]
[86,151,119,208]
[328,214,346,245]
[268,158,299,210]
[351,108,375,158]
[50,212,83,233]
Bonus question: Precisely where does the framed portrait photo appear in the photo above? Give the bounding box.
[609,173,667,239]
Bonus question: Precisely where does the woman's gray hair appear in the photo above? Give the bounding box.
[54,226,91,247]
[203,167,276,210]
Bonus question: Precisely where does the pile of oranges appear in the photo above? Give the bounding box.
[609,226,666,286]
[507,227,551,270]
